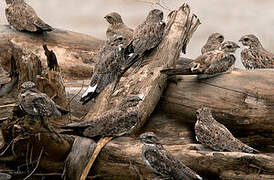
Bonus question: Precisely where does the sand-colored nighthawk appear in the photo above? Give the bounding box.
[140,132,203,180]
[239,34,274,69]
[195,107,259,153]
[62,96,141,137]
[18,81,62,117]
[80,35,128,105]
[161,41,240,78]
[5,0,52,33]
[104,12,133,41]
[201,33,224,54]
[126,9,165,67]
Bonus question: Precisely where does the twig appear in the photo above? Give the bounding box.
[67,80,85,123]
[80,137,113,180]
[0,139,14,156]
[0,103,17,108]
[23,147,44,180]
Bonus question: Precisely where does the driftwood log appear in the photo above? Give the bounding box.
[0,3,273,180]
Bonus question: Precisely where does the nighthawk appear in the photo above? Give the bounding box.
[140,132,203,180]
[5,0,52,33]
[80,35,129,105]
[195,107,259,153]
[105,12,133,41]
[239,34,274,69]
[126,9,165,67]
[201,33,224,54]
[62,96,141,137]
[18,81,65,117]
[161,41,240,79]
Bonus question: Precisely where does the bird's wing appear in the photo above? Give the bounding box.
[6,2,51,32]
[204,54,236,74]
[144,148,172,177]
[132,21,165,54]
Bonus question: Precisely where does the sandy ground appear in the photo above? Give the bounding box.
[1,0,274,67]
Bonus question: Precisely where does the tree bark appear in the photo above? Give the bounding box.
[0,25,104,81]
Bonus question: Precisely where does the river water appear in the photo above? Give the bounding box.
[1,0,274,67]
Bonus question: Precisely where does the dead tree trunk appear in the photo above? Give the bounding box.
[0,25,104,81]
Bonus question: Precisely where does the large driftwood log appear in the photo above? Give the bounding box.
[160,69,274,138]
[0,25,104,81]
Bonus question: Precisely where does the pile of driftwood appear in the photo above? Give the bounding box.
[0,4,273,180]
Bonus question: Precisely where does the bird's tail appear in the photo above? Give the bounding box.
[241,144,259,154]
[160,67,199,76]
[80,84,99,105]
[60,124,86,136]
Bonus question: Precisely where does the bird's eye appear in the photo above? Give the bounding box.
[219,35,224,39]
[195,111,199,115]
[243,38,249,41]
[226,45,232,48]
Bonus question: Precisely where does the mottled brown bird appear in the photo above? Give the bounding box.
[126,9,165,67]
[18,81,62,117]
[161,41,240,79]
[104,12,133,41]
[62,96,141,137]
[80,35,128,105]
[201,33,224,54]
[239,34,274,69]
[5,0,52,33]
[195,107,259,153]
[140,132,203,180]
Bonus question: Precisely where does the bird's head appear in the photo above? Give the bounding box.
[208,33,224,44]
[146,9,164,22]
[195,107,214,123]
[139,132,160,144]
[239,34,262,48]
[104,12,123,25]
[20,81,36,91]
[219,41,240,53]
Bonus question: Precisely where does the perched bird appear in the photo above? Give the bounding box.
[161,41,240,79]
[104,12,133,41]
[18,81,64,117]
[5,0,52,33]
[140,132,203,180]
[126,9,166,67]
[62,96,141,137]
[201,33,224,54]
[239,34,274,69]
[195,107,259,153]
[80,35,128,105]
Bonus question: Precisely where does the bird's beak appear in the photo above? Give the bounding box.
[239,39,243,42]
[104,16,107,19]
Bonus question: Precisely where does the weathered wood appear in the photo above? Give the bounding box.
[160,69,274,138]
[69,4,200,179]
[63,137,97,180]
[0,25,104,81]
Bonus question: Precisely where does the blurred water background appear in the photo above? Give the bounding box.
[1,0,274,68]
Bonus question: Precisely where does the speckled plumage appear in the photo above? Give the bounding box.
[195,107,259,153]
[239,34,274,69]
[201,33,224,54]
[140,132,203,180]
[161,41,239,78]
[62,96,141,137]
[105,12,133,41]
[18,81,61,117]
[5,0,52,33]
[126,9,165,67]
[80,35,128,105]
